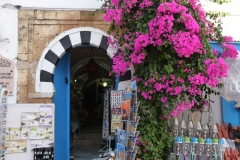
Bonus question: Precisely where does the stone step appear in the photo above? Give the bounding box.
[74,139,103,146]
[77,134,102,140]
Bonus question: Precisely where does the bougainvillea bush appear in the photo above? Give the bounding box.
[101,0,238,159]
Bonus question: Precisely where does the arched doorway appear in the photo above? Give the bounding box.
[35,27,118,160]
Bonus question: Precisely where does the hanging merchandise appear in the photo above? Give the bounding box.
[98,81,140,160]
[102,89,110,139]
[220,53,240,108]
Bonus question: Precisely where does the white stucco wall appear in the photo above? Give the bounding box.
[0,6,18,104]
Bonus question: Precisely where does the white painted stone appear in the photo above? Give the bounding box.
[41,59,56,74]
[35,82,41,92]
[106,44,117,58]
[50,41,66,58]
[90,32,103,47]
[40,82,55,92]
[35,69,41,84]
[69,32,81,48]
[28,92,54,98]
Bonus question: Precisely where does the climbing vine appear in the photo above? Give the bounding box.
[100,0,238,159]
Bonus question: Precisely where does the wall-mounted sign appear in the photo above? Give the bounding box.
[0,55,15,95]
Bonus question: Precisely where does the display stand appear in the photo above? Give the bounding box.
[0,85,8,160]
[98,81,140,160]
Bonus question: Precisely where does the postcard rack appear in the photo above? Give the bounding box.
[116,86,140,160]
[99,81,141,160]
[0,86,8,160]
[33,147,54,160]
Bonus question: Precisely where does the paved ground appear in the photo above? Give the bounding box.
[70,145,102,160]
[70,119,104,160]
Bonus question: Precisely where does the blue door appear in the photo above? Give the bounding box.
[53,53,70,160]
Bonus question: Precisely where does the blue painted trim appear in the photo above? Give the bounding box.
[115,77,119,90]
[53,53,70,160]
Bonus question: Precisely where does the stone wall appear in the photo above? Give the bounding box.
[17,10,110,103]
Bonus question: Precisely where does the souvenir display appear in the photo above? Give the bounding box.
[99,81,140,160]
[6,104,55,156]
[0,86,8,158]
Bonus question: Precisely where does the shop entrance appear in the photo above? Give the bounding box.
[53,46,114,160]
[35,28,117,160]
[68,45,114,159]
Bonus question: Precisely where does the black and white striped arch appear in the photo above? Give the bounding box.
[35,27,134,92]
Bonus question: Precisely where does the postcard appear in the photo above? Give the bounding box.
[0,127,6,134]
[0,141,6,151]
[131,93,137,108]
[127,122,136,137]
[21,112,40,127]
[0,134,6,141]
[111,123,123,132]
[116,143,126,160]
[110,90,123,108]
[102,129,108,138]
[121,101,130,121]
[1,104,7,111]
[0,120,6,127]
[1,96,7,104]
[6,140,27,154]
[39,118,52,127]
[117,129,127,146]
[30,139,54,150]
[0,112,7,119]
[129,107,139,122]
[6,127,29,140]
[30,127,53,139]
[127,137,137,152]
[40,105,53,118]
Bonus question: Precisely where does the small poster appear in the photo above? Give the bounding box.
[110,90,123,133]
[111,108,122,123]
[117,129,127,146]
[127,116,140,137]
[127,137,137,152]
[116,143,126,160]
[0,111,7,119]
[0,120,6,127]
[121,101,130,121]
[6,127,29,140]
[110,90,123,108]
[30,127,53,139]
[30,139,54,150]
[1,104,7,111]
[5,140,27,154]
[0,141,6,151]
[129,106,139,122]
[21,112,40,127]
[39,105,53,127]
